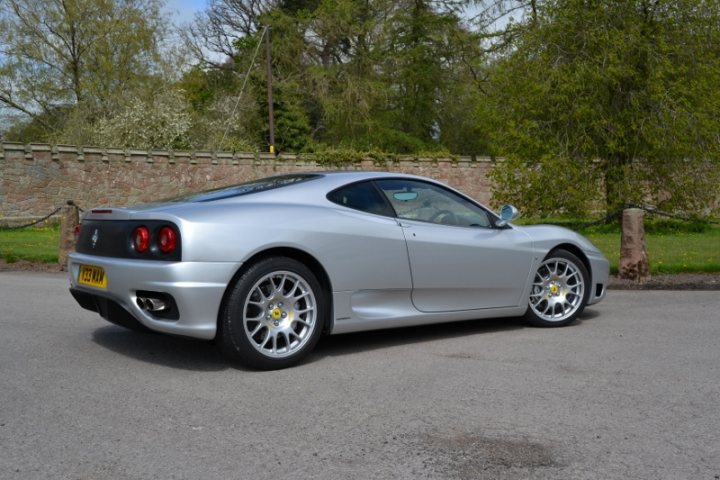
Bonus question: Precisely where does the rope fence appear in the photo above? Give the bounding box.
[576,204,719,230]
[629,204,720,225]
[1,201,83,230]
[3,208,62,230]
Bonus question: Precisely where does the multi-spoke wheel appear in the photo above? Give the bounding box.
[525,249,590,327]
[219,257,326,369]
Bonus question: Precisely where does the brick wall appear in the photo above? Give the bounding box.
[0,142,496,218]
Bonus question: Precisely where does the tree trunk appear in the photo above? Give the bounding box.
[604,155,629,215]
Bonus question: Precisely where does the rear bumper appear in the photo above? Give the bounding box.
[70,288,153,332]
[68,253,242,340]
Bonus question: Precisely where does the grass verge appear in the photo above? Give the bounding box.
[584,231,720,274]
[0,226,59,263]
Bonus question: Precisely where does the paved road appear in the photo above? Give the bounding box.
[1,271,718,480]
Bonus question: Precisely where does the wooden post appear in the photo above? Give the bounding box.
[58,201,80,271]
[265,27,275,155]
[618,208,650,282]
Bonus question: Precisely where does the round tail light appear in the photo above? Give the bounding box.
[157,226,177,254]
[133,226,150,253]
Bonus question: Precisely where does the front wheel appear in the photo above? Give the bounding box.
[525,249,590,327]
[219,257,325,370]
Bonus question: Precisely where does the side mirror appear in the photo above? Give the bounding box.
[496,204,520,227]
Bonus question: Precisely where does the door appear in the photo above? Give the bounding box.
[375,179,534,312]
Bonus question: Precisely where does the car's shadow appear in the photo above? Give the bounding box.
[311,316,526,359]
[91,326,231,372]
[90,308,601,371]
[313,308,601,359]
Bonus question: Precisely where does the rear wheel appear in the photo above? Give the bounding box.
[525,249,589,327]
[219,257,325,370]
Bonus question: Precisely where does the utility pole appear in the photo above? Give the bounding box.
[265,27,276,155]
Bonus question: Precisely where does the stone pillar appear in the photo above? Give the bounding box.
[618,208,650,281]
[58,201,80,271]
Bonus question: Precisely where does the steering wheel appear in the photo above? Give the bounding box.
[428,209,458,225]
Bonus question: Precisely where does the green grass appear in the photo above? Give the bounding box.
[1,220,719,274]
[0,226,60,263]
[518,217,720,275]
[584,229,720,274]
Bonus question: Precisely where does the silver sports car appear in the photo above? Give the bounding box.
[69,171,609,369]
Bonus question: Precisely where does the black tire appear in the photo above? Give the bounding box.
[525,249,590,328]
[219,257,326,370]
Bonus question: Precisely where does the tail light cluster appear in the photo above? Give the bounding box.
[132,225,178,255]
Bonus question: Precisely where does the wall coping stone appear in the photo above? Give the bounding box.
[0,142,499,165]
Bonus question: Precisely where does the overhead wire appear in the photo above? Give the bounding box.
[219,25,269,148]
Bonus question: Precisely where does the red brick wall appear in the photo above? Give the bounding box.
[0,142,496,218]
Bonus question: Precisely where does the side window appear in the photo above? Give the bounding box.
[375,179,492,228]
[327,181,395,217]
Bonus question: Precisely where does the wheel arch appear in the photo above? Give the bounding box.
[218,247,335,337]
[547,243,592,277]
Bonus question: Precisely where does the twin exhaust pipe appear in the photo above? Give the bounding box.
[135,291,178,320]
[137,295,169,312]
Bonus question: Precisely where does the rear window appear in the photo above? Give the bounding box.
[170,174,322,202]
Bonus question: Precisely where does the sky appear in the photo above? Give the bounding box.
[161,0,492,28]
[162,0,207,26]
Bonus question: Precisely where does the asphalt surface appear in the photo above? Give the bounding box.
[1,271,718,480]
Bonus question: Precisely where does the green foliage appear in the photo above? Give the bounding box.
[489,154,603,215]
[182,0,487,155]
[301,145,393,166]
[347,128,435,154]
[178,66,225,112]
[486,0,720,215]
[311,148,369,166]
[519,216,714,235]
[177,63,262,152]
[384,1,446,143]
[642,219,713,235]
[1,0,489,154]
[1,106,71,143]
[269,81,313,152]
[0,0,170,143]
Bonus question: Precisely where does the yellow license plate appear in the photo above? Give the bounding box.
[78,264,107,289]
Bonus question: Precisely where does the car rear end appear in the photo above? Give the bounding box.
[68,208,241,339]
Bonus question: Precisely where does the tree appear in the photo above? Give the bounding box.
[486,0,720,215]
[307,0,488,153]
[0,0,168,140]
[182,0,488,154]
[91,89,193,150]
[185,0,277,66]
